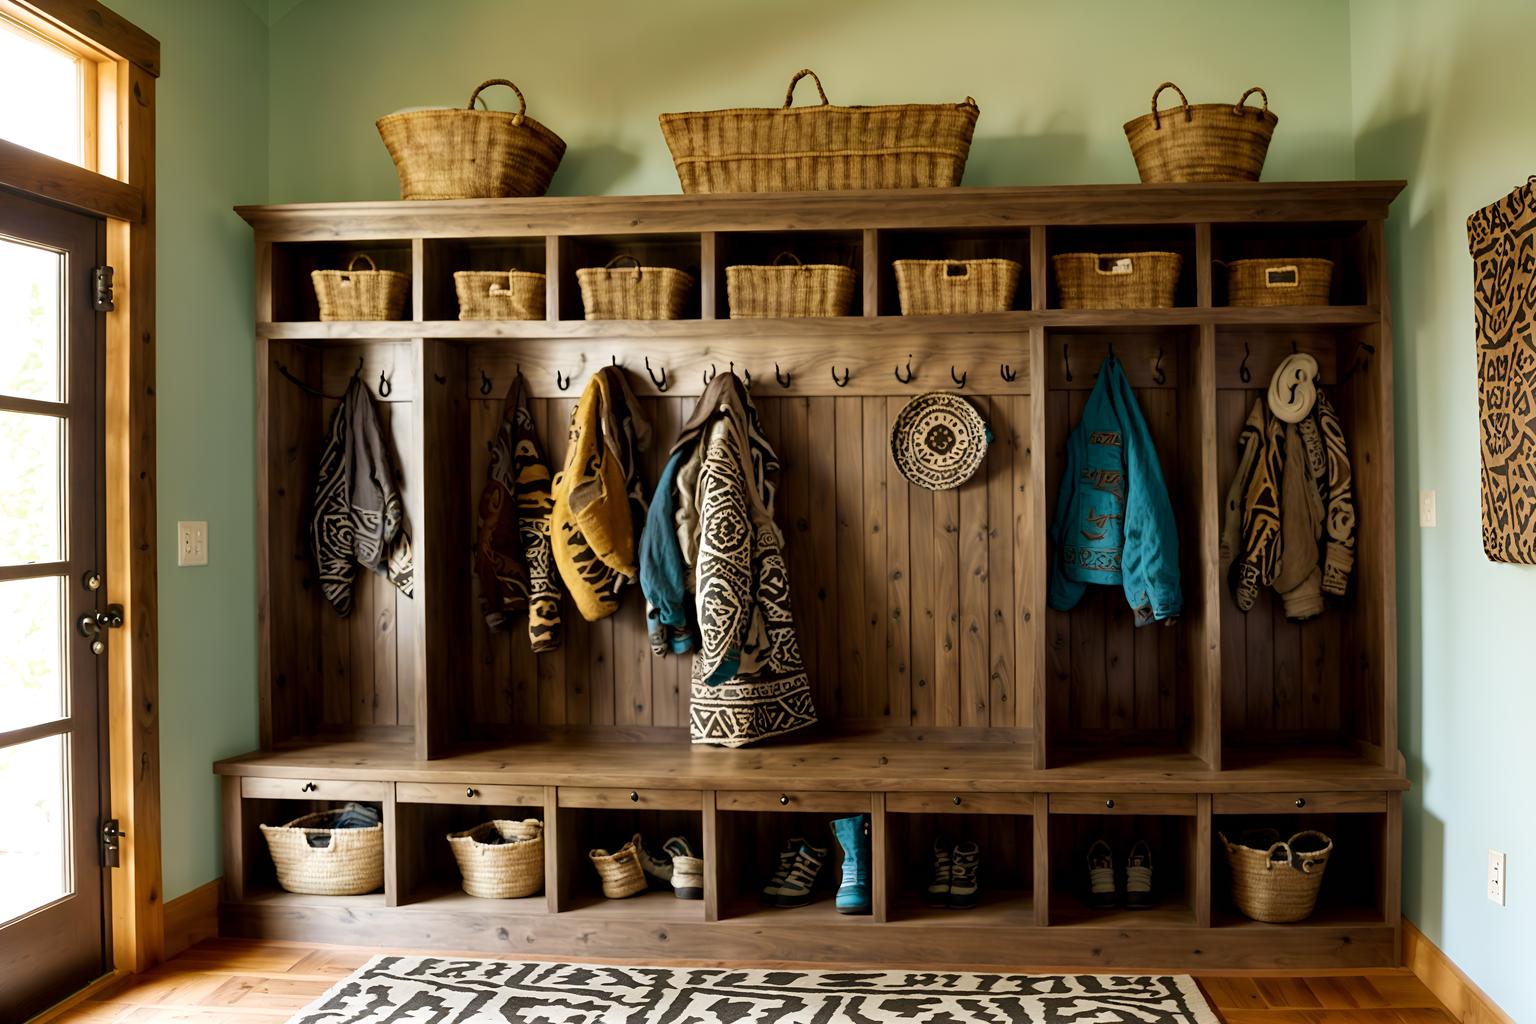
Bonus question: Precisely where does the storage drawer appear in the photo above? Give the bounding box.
[558,786,701,811]
[715,790,873,814]
[1212,791,1388,815]
[886,791,1035,815]
[397,782,545,807]
[241,776,386,802]
[1049,793,1197,816]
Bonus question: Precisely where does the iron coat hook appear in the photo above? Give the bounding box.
[830,366,851,388]
[775,363,792,388]
[1000,363,1018,382]
[895,356,915,384]
[1063,343,1073,383]
[1152,347,1166,386]
[645,355,668,392]
[377,370,393,397]
[480,369,493,395]
[555,370,572,391]
[1239,341,1252,384]
[951,365,967,388]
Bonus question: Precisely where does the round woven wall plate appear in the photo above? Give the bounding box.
[890,391,990,491]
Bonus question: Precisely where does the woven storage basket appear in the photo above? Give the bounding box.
[1222,830,1333,923]
[259,810,383,896]
[727,253,855,318]
[447,818,544,899]
[1124,82,1277,183]
[576,255,695,320]
[312,254,409,321]
[659,69,979,194]
[894,258,1021,315]
[454,270,546,320]
[376,79,566,200]
[1224,257,1333,307]
[589,839,646,899]
[1053,252,1182,309]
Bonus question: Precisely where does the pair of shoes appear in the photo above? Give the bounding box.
[634,834,704,900]
[924,838,980,909]
[762,836,827,908]
[1087,839,1154,909]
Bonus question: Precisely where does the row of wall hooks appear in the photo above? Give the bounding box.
[456,356,1022,394]
[1063,343,1166,385]
[276,357,395,400]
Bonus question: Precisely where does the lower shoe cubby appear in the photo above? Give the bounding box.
[710,791,875,922]
[391,784,548,912]
[1212,793,1390,928]
[1047,795,1199,926]
[883,793,1036,924]
[553,788,705,919]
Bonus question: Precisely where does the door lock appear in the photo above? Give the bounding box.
[78,604,125,640]
[102,819,126,868]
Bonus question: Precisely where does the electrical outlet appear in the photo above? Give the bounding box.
[177,521,208,567]
[1419,489,1437,528]
[1488,849,1506,906]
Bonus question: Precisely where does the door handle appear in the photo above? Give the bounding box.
[78,604,126,638]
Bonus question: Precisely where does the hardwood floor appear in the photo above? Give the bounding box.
[36,937,1456,1023]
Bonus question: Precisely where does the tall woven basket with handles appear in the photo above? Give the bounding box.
[447,819,544,899]
[1222,829,1333,923]
[576,255,695,320]
[376,79,566,200]
[727,252,855,318]
[894,259,1021,315]
[659,69,979,194]
[1123,82,1277,182]
[589,839,647,899]
[311,254,408,321]
[454,270,546,320]
[1224,257,1333,307]
[260,810,384,896]
[1053,252,1182,309]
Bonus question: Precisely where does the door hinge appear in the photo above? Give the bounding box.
[101,818,125,868]
[92,265,116,312]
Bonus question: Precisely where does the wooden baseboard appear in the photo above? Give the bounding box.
[1403,919,1514,1024]
[163,878,221,959]
[24,972,123,1024]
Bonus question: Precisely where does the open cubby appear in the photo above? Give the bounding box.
[227,184,1407,968]
[269,240,414,322]
[238,795,386,900]
[1213,810,1389,928]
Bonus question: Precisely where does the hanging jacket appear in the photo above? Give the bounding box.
[550,366,652,622]
[667,374,817,747]
[311,375,414,615]
[1048,354,1181,625]
[1227,397,1284,612]
[473,372,561,651]
[1313,392,1356,596]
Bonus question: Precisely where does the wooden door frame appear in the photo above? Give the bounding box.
[0,0,162,974]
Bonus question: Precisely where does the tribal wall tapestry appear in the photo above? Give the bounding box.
[289,956,1221,1024]
[1469,177,1536,563]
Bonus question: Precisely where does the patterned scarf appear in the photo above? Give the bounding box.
[473,373,561,651]
[550,366,652,622]
[311,376,414,616]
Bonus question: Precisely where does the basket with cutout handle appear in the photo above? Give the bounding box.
[576,254,695,321]
[1221,829,1333,923]
[725,251,856,319]
[311,253,409,321]
[1123,81,1278,183]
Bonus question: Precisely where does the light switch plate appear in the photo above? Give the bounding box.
[177,520,208,566]
[1489,849,1506,906]
[1419,490,1437,528]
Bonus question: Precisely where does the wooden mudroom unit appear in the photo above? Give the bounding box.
[214,180,1406,969]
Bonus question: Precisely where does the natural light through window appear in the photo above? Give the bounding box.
[0,17,82,166]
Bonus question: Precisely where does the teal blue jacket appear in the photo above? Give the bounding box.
[1048,354,1182,625]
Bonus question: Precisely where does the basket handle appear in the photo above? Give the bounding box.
[604,254,643,277]
[772,251,806,268]
[944,261,971,278]
[1150,81,1192,130]
[1285,830,1334,874]
[784,69,830,108]
[487,271,518,296]
[1234,86,1270,117]
[467,79,527,125]
[346,253,377,274]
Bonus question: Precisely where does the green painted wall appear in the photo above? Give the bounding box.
[267,0,1356,200]
[1350,1,1536,1016]
[105,0,267,902]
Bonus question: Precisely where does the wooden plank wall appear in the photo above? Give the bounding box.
[460,389,1034,733]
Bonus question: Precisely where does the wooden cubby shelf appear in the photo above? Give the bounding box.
[226,182,1405,969]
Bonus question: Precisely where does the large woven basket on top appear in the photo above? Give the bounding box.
[727,253,855,318]
[454,270,546,320]
[1224,257,1333,307]
[589,839,646,899]
[576,255,695,320]
[1222,829,1333,923]
[312,254,409,321]
[376,79,566,200]
[1124,82,1277,183]
[1053,252,1182,309]
[447,819,544,899]
[659,69,980,194]
[260,810,383,896]
[894,259,1021,315]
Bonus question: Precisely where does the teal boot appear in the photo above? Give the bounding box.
[830,814,871,915]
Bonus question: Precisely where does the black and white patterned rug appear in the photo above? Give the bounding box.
[290,956,1221,1022]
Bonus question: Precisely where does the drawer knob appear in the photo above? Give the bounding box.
[466,787,478,798]
[629,791,640,803]
[1295,797,1307,809]
[952,796,963,806]
[301,782,317,793]
[779,793,791,806]
[1105,798,1115,809]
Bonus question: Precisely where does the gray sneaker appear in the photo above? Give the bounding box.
[949,841,979,909]
[761,837,805,903]
[773,841,827,909]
